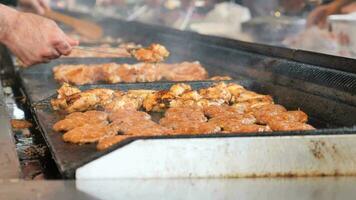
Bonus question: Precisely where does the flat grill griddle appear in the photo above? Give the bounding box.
[32,78,356,178]
[13,13,356,178]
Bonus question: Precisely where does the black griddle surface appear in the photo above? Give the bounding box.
[32,80,356,178]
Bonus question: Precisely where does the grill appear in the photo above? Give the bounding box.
[10,12,356,179]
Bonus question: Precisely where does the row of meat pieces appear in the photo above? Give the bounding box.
[51,82,271,114]
[53,103,314,151]
[53,61,209,85]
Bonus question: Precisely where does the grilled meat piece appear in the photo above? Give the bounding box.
[53,111,108,132]
[203,105,244,118]
[109,109,151,122]
[253,104,287,124]
[159,61,208,81]
[56,83,81,98]
[53,64,103,85]
[62,122,110,144]
[172,121,221,135]
[199,82,231,103]
[97,135,132,151]
[222,124,271,133]
[163,106,207,122]
[268,121,315,131]
[51,85,116,113]
[131,43,170,63]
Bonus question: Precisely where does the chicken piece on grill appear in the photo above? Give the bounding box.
[199,82,232,103]
[53,64,103,85]
[106,109,154,135]
[159,106,217,134]
[108,109,151,122]
[168,83,192,97]
[253,104,287,124]
[131,43,170,63]
[222,124,271,133]
[104,94,144,112]
[227,83,245,98]
[232,90,273,108]
[97,135,132,151]
[51,85,116,113]
[56,83,81,99]
[271,110,308,123]
[142,90,173,112]
[162,106,207,122]
[172,121,221,135]
[135,63,163,82]
[203,105,245,118]
[53,111,108,132]
[268,121,315,131]
[64,89,115,113]
[159,61,208,81]
[62,122,110,144]
[209,113,257,128]
[125,124,173,136]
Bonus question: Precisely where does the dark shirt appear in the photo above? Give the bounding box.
[1,0,17,6]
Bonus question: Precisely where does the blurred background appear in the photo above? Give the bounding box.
[50,0,356,58]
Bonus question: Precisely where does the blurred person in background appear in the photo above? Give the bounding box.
[308,0,356,28]
[0,0,78,66]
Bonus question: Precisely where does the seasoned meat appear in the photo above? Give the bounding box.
[53,64,103,85]
[125,124,173,136]
[271,110,308,123]
[159,61,208,81]
[131,43,170,63]
[51,86,116,113]
[62,122,110,144]
[253,104,287,124]
[53,111,108,132]
[209,114,257,129]
[163,106,207,122]
[268,121,315,131]
[97,135,132,151]
[56,83,81,99]
[103,94,143,112]
[172,121,221,135]
[142,90,172,112]
[222,124,271,133]
[109,109,151,122]
[199,82,231,103]
[203,105,244,118]
[169,83,192,97]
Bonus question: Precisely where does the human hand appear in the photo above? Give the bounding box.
[0,8,78,67]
